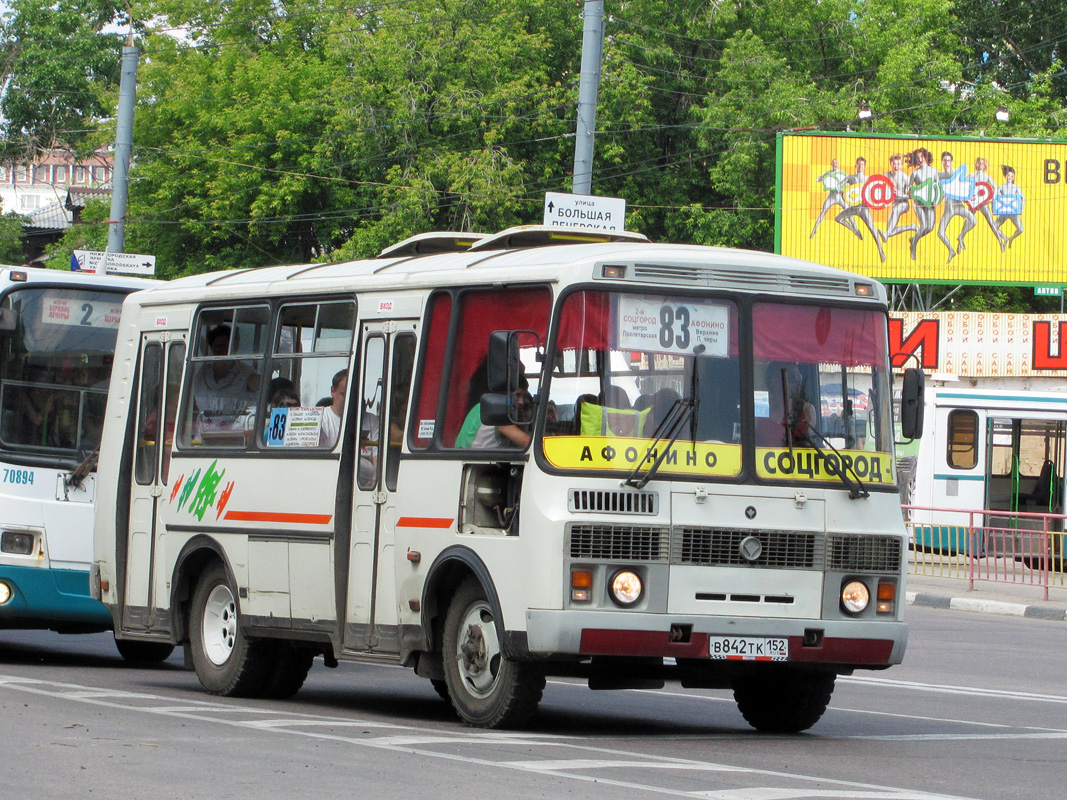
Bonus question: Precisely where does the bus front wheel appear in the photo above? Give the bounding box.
[115,638,175,664]
[189,563,273,697]
[732,669,836,733]
[442,578,544,728]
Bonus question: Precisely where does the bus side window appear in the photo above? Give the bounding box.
[179,306,269,449]
[946,409,978,469]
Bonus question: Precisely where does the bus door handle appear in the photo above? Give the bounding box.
[372,491,387,505]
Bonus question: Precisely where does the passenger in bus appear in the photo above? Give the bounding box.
[270,386,300,409]
[471,379,533,449]
[193,324,260,416]
[319,369,347,448]
[758,362,816,447]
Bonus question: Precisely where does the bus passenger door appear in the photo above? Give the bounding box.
[123,333,185,633]
[343,321,417,654]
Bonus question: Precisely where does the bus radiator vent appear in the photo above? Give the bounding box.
[826,535,902,573]
[567,523,670,562]
[568,489,659,515]
[673,527,820,569]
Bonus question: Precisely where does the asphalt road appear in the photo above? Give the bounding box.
[1,605,1065,800]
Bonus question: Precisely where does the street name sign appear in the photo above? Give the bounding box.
[543,192,626,231]
[72,250,157,276]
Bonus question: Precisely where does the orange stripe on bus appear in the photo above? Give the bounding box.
[396,517,454,529]
[224,510,333,525]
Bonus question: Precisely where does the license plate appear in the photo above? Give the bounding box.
[707,636,789,661]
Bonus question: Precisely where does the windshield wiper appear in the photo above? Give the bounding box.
[802,421,870,500]
[624,398,694,490]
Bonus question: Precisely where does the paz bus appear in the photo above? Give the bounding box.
[91,227,923,731]
[0,264,171,660]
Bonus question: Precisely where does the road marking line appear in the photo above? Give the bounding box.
[0,674,981,800]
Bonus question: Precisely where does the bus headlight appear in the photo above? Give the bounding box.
[841,580,870,615]
[610,570,643,607]
[0,581,12,605]
[1,531,35,555]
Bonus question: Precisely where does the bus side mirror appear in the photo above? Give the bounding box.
[480,392,511,426]
[0,308,16,332]
[900,368,925,440]
[487,330,519,393]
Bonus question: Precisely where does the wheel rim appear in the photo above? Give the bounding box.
[202,583,238,666]
[453,600,501,698]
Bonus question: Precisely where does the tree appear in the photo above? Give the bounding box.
[0,213,28,263]
[0,0,127,157]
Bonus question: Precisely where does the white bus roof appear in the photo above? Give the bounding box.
[0,264,158,291]
[119,232,884,308]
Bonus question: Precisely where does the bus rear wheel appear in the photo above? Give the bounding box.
[442,579,544,729]
[263,643,315,699]
[732,669,836,733]
[189,563,272,697]
[115,638,175,664]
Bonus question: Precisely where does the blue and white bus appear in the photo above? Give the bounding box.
[0,264,171,660]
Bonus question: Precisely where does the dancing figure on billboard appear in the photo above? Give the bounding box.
[936,151,976,263]
[906,147,940,260]
[835,157,885,262]
[810,158,860,239]
[994,165,1025,247]
[971,157,1008,252]
[880,153,916,243]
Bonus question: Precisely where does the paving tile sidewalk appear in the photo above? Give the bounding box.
[906,571,1067,621]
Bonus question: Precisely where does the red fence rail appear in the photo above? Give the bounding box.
[902,504,1066,600]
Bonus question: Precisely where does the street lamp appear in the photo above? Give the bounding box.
[858,101,872,120]
[995,106,1010,122]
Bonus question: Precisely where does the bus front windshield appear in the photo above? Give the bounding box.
[0,286,126,456]
[540,290,896,490]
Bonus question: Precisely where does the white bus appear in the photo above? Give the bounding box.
[906,387,1066,569]
[92,227,923,731]
[0,265,172,659]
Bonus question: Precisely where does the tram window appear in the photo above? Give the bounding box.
[946,409,978,469]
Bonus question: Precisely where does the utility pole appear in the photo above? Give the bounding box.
[101,33,139,273]
[572,0,604,196]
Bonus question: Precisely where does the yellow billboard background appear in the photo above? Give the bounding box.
[779,133,1067,284]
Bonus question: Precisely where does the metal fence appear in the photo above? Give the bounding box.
[903,505,1067,600]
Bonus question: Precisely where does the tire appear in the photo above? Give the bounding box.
[188,563,273,697]
[263,644,315,699]
[442,578,544,729]
[431,679,452,703]
[115,639,175,664]
[733,669,836,733]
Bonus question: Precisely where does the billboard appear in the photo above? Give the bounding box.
[776,132,1067,285]
[890,311,1067,378]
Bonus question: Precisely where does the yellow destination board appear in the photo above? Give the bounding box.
[777,132,1067,285]
[542,436,742,477]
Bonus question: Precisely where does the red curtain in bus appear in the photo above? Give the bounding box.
[752,303,886,367]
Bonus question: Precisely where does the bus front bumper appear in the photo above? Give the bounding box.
[525,609,907,667]
[0,564,113,628]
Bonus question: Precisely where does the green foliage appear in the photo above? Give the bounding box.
[0,0,127,156]
[2,0,1066,310]
[0,213,29,263]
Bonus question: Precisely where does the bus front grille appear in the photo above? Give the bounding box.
[827,535,902,573]
[567,524,670,562]
[674,528,819,569]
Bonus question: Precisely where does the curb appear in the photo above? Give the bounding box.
[906,591,1067,622]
